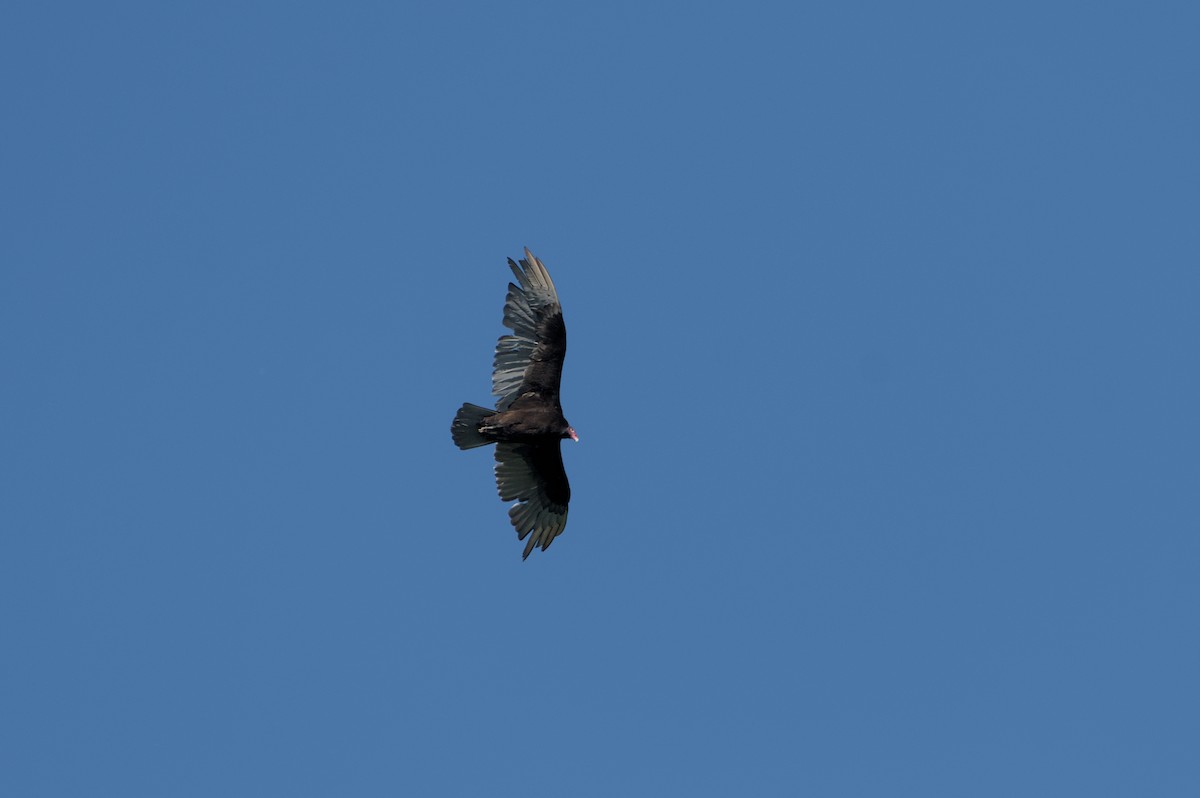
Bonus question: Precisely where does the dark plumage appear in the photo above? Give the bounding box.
[451,248,577,559]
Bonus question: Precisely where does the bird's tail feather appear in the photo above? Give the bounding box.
[451,403,495,449]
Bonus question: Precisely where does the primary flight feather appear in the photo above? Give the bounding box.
[451,248,577,559]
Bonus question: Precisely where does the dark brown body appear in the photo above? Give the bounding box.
[479,403,573,443]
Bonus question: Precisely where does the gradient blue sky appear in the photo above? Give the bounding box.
[2,2,1198,796]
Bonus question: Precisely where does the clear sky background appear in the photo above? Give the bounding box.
[2,2,1197,796]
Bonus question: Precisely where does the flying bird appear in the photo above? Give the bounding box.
[451,248,577,558]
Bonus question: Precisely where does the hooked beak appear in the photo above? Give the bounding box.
[568,427,579,442]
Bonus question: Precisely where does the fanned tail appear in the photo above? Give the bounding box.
[451,403,495,450]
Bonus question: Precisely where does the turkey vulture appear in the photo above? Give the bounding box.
[451,248,577,559]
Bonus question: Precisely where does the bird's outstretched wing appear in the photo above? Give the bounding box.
[494,441,570,559]
[492,249,566,411]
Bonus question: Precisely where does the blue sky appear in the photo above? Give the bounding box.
[2,2,1198,795]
